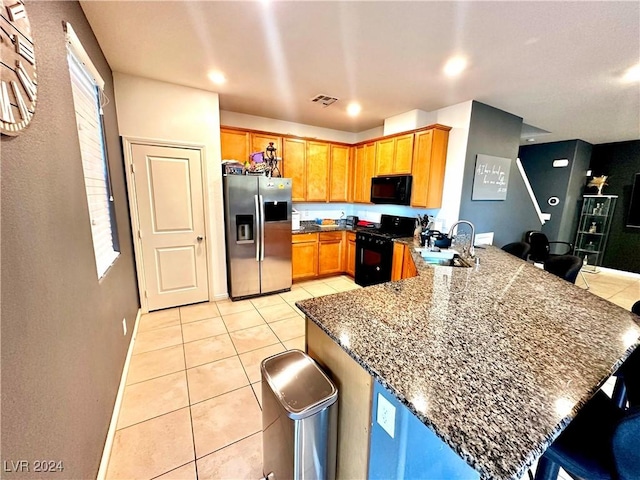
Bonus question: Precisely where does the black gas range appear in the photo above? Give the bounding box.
[355,214,416,287]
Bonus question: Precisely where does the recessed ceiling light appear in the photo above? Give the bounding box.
[527,138,536,142]
[443,56,467,77]
[208,71,226,85]
[347,102,361,117]
[622,64,640,83]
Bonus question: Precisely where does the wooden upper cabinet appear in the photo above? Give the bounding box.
[250,133,282,157]
[306,141,330,202]
[410,127,450,209]
[283,138,306,202]
[375,138,395,175]
[375,133,414,175]
[329,144,350,202]
[353,143,375,203]
[220,128,249,162]
[353,142,376,203]
[394,133,414,174]
[363,142,376,201]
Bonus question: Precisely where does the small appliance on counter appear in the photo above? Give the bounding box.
[345,215,359,228]
[292,209,301,231]
[356,220,376,228]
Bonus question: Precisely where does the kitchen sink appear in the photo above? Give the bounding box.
[414,247,473,268]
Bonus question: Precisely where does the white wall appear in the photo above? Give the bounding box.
[113,72,228,300]
[220,110,358,144]
[434,101,473,231]
[383,109,437,136]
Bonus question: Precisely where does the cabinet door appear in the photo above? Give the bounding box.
[394,134,414,174]
[353,145,366,203]
[410,130,433,208]
[363,143,376,202]
[251,133,282,157]
[318,239,343,275]
[424,128,449,208]
[292,242,318,280]
[220,128,249,163]
[375,138,395,175]
[346,236,356,277]
[411,128,449,208]
[329,144,350,202]
[283,138,306,202]
[306,141,330,202]
[402,245,418,278]
[391,242,405,281]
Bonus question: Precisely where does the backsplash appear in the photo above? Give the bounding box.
[292,202,443,227]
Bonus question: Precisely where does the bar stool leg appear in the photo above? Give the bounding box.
[612,376,628,409]
[580,270,590,290]
[534,456,560,480]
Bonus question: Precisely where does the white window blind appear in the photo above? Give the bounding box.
[67,48,119,278]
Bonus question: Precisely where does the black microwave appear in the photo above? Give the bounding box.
[370,175,413,205]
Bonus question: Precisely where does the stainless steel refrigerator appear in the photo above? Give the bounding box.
[223,175,292,300]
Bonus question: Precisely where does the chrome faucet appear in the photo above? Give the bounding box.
[448,220,475,258]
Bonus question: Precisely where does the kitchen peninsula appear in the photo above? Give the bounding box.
[296,244,640,480]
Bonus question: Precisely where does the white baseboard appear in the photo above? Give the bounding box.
[213,292,229,301]
[96,308,142,480]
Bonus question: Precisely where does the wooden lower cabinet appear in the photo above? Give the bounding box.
[292,233,318,280]
[345,232,356,277]
[293,233,417,281]
[402,245,418,278]
[391,242,405,281]
[318,232,343,275]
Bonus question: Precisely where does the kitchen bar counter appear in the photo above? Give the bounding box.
[296,244,640,480]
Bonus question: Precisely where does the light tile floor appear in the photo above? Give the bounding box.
[105,275,359,480]
[106,269,639,480]
[576,268,640,311]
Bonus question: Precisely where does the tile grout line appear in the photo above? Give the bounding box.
[178,306,200,480]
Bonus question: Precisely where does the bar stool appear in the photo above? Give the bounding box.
[611,300,640,409]
[533,391,640,480]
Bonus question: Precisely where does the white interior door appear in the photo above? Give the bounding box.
[131,144,209,311]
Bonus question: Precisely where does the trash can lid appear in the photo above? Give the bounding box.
[261,349,338,420]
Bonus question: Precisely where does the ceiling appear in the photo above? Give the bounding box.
[80,1,640,145]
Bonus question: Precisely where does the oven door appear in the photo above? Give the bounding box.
[355,235,394,287]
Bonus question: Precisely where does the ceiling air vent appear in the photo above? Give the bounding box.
[310,94,339,107]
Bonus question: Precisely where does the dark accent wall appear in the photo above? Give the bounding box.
[589,140,640,273]
[519,140,592,252]
[459,101,541,247]
[1,2,139,478]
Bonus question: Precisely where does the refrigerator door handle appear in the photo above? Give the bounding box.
[254,195,260,262]
[259,194,265,261]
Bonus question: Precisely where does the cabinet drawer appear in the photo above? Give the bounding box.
[346,231,356,242]
[292,232,318,243]
[319,231,343,242]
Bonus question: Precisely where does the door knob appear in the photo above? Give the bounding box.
[197,236,204,242]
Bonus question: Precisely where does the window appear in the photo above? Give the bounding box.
[66,23,119,278]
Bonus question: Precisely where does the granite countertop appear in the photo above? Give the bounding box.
[296,244,640,480]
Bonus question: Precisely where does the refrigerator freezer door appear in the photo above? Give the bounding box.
[259,177,292,294]
[224,176,261,298]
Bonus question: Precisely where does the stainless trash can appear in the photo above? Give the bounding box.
[261,349,338,480]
